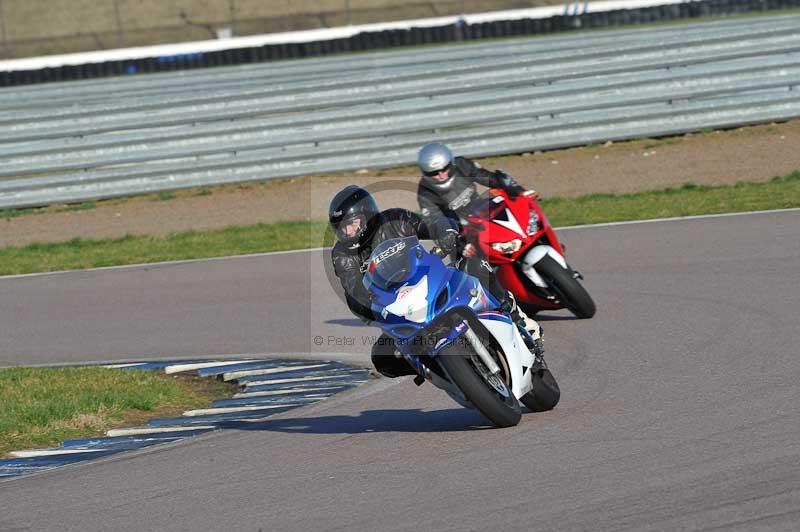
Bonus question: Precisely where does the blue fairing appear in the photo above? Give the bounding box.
[363,237,503,348]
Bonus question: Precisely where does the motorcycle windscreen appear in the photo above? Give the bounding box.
[466,193,504,220]
[363,236,421,292]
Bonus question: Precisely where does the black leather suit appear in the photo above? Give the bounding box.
[417,156,525,239]
[417,156,526,304]
[330,208,430,377]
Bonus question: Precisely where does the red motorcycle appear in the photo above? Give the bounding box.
[462,188,596,319]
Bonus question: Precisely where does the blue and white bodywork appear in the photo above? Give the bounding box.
[363,237,537,407]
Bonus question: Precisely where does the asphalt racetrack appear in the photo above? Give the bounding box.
[1,210,799,531]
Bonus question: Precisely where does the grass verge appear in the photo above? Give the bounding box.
[542,172,800,226]
[0,366,234,457]
[1,172,799,276]
[0,220,330,275]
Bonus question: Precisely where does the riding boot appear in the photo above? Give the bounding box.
[502,293,544,356]
[371,333,417,378]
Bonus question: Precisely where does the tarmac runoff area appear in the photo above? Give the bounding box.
[0,210,798,531]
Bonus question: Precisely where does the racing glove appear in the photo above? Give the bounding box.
[494,170,525,199]
[438,228,460,255]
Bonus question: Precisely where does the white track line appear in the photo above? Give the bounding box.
[164,360,257,374]
[9,448,106,458]
[0,248,326,280]
[222,363,330,381]
[233,386,349,398]
[106,426,216,437]
[243,373,363,387]
[3,208,797,281]
[556,207,800,230]
[183,404,304,416]
[102,363,149,369]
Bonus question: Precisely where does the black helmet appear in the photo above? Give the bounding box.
[417,142,455,190]
[328,185,379,247]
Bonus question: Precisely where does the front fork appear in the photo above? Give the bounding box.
[464,326,501,374]
[406,320,503,387]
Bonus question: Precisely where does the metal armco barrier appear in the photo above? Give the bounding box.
[1,14,800,209]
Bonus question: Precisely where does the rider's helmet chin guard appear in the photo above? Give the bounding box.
[418,142,455,190]
[328,185,380,248]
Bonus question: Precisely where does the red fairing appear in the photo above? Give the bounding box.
[462,189,567,310]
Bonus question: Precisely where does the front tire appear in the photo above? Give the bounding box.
[520,368,560,412]
[437,343,521,428]
[536,255,596,319]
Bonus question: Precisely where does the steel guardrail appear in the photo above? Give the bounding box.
[0,14,792,108]
[1,14,799,209]
[3,17,798,122]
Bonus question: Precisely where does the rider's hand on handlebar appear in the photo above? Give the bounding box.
[438,228,460,255]
[462,243,477,258]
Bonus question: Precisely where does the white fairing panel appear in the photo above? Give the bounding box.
[521,245,568,287]
[492,208,527,238]
[477,317,534,398]
[467,281,489,310]
[385,275,429,323]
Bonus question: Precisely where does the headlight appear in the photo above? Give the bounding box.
[527,209,540,235]
[491,239,522,254]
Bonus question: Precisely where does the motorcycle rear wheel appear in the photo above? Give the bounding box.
[437,343,521,428]
[535,255,596,319]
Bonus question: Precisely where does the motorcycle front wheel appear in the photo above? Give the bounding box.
[520,368,560,412]
[535,255,596,319]
[437,342,521,428]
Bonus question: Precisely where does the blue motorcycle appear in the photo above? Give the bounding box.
[363,236,560,427]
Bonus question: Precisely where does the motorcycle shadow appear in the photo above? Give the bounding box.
[221,408,497,434]
[528,313,581,322]
[324,318,370,327]
[328,315,578,326]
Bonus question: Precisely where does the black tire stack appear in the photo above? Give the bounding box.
[4,0,799,87]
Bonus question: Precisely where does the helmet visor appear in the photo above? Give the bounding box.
[423,163,452,179]
[335,214,367,242]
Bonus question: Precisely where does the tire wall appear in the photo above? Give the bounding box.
[2,0,799,87]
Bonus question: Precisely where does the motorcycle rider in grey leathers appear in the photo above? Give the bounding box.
[415,142,541,337]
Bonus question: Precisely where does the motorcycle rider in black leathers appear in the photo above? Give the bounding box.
[415,142,541,338]
[329,185,430,378]
[329,185,541,379]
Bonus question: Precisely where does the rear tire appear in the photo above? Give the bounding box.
[536,255,596,319]
[437,343,521,428]
[521,369,560,412]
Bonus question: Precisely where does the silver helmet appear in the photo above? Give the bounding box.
[417,142,455,189]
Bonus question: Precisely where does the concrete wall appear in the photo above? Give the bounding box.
[0,0,567,58]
